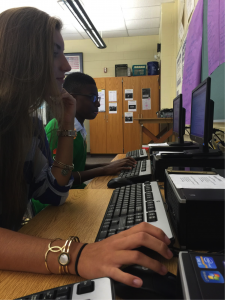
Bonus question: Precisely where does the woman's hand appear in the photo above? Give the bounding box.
[61,88,76,128]
[77,222,173,288]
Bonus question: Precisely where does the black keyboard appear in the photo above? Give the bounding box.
[16,278,115,300]
[126,149,148,161]
[118,159,151,183]
[96,181,174,242]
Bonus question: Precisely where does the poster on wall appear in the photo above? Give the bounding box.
[125,112,133,123]
[142,88,151,110]
[176,47,183,96]
[128,100,137,112]
[98,89,105,112]
[109,90,117,102]
[182,0,203,125]
[125,89,133,100]
[109,102,117,113]
[65,53,83,74]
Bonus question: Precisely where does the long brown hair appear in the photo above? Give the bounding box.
[0,7,64,229]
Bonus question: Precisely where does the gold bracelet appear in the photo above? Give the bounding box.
[58,236,80,274]
[45,236,80,275]
[77,171,82,184]
[53,157,74,170]
[45,238,62,273]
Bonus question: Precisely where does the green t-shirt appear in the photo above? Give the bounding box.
[45,118,87,189]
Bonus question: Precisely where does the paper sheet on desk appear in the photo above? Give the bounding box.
[148,143,168,147]
[156,151,183,157]
[170,174,225,189]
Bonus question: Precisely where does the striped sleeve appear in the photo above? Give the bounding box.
[24,122,74,206]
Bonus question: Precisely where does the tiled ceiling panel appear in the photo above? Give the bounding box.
[0,0,175,40]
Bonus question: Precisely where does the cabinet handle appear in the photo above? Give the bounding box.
[141,114,143,118]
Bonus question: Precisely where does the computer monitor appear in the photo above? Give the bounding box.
[169,94,192,146]
[187,77,221,156]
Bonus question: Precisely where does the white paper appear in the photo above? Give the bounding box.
[128,100,137,112]
[179,22,184,40]
[109,90,117,102]
[109,102,117,113]
[148,143,169,147]
[156,151,184,157]
[125,112,133,123]
[169,174,225,189]
[98,89,105,112]
[125,89,133,100]
[142,98,151,110]
[186,0,194,21]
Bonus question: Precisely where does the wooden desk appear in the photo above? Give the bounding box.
[134,118,175,145]
[0,188,178,300]
[85,154,126,189]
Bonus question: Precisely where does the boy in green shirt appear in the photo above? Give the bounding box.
[45,72,136,188]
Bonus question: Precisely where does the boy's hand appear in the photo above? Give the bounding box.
[101,157,137,175]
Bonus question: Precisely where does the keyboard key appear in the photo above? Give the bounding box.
[56,287,70,296]
[43,292,55,300]
[113,209,121,217]
[127,220,134,226]
[102,225,110,230]
[55,296,67,300]
[136,206,143,212]
[30,295,40,300]
[77,280,95,295]
[99,231,108,239]
[111,220,119,225]
[108,232,115,237]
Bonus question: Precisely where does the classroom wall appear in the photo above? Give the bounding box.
[64,35,159,152]
[160,1,178,109]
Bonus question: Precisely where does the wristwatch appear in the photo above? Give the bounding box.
[57,129,77,137]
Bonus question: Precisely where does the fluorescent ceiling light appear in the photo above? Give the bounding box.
[63,0,106,49]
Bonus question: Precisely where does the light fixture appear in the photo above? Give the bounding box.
[62,0,107,49]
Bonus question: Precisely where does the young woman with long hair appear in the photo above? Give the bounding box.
[0,6,173,288]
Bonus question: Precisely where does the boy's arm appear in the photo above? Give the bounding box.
[72,157,137,184]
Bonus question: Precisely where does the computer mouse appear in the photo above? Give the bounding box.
[107,177,134,188]
[114,264,178,299]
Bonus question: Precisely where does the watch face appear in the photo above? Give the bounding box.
[58,252,70,266]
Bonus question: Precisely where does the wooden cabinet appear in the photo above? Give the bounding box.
[90,76,159,154]
[90,77,123,154]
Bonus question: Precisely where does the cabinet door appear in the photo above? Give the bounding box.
[140,76,160,144]
[90,78,107,154]
[123,77,141,152]
[105,77,123,154]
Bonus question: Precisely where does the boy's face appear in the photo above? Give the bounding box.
[75,84,100,121]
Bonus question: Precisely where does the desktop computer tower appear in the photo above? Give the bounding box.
[152,153,225,181]
[164,169,224,250]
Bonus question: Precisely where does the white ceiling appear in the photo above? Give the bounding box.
[0,0,175,40]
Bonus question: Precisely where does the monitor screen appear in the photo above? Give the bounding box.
[190,83,207,139]
[173,96,180,135]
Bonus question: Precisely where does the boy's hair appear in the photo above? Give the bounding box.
[63,72,96,94]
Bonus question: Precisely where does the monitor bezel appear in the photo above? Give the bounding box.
[190,77,211,145]
[173,94,183,138]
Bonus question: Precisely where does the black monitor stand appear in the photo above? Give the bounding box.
[169,140,193,147]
